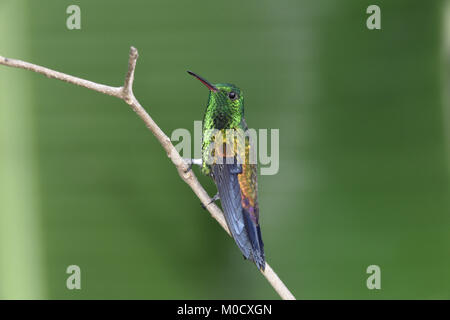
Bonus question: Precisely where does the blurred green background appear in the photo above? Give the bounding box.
[0,0,449,299]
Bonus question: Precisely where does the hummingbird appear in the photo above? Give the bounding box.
[187,71,265,271]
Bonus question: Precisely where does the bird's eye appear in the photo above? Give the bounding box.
[228,91,238,100]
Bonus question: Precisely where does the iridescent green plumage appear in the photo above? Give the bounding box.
[188,71,265,270]
[201,83,243,175]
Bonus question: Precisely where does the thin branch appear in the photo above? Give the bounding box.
[122,47,138,102]
[0,47,296,300]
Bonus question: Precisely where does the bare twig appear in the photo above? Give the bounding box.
[0,47,296,300]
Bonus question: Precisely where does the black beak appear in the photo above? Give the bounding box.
[187,71,218,92]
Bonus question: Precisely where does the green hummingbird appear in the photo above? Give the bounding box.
[187,71,265,271]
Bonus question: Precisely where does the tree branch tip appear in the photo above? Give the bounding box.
[130,46,139,59]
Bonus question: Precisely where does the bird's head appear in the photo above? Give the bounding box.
[188,71,244,129]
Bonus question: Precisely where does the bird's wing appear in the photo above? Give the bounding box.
[211,126,265,270]
[212,162,252,259]
[237,143,265,269]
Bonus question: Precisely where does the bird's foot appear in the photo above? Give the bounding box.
[183,158,202,173]
[201,193,220,209]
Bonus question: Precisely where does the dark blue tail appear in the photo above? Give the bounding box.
[211,163,265,270]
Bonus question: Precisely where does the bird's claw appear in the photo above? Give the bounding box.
[183,158,202,173]
[201,193,220,210]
